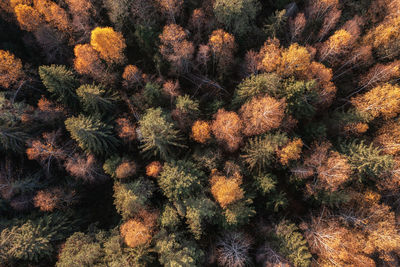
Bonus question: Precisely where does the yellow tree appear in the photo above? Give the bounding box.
[34,0,70,32]
[319,29,354,62]
[239,95,286,136]
[277,138,303,165]
[208,29,236,74]
[351,83,400,120]
[260,38,281,73]
[191,120,211,144]
[0,50,23,88]
[211,109,243,152]
[14,4,43,31]
[210,171,244,208]
[277,43,311,78]
[90,27,126,64]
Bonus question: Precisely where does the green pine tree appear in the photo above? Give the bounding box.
[76,84,117,114]
[138,108,185,160]
[38,65,79,109]
[65,115,119,156]
[0,126,27,154]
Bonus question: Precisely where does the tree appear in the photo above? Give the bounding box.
[122,65,143,89]
[277,43,311,78]
[316,8,341,42]
[73,44,106,81]
[65,154,106,183]
[211,109,243,152]
[184,196,216,239]
[103,0,133,30]
[33,187,75,212]
[0,50,23,89]
[210,172,244,208]
[14,4,42,31]
[351,83,400,120]
[115,117,136,142]
[76,84,116,114]
[339,140,394,180]
[191,120,211,144]
[120,219,153,248]
[159,24,194,73]
[359,60,400,89]
[216,232,252,267]
[155,231,205,267]
[319,29,354,62]
[278,138,303,166]
[260,38,281,73]
[239,95,286,136]
[113,178,155,219]
[156,0,183,22]
[233,73,281,106]
[208,29,236,75]
[138,108,184,160]
[34,0,70,33]
[289,12,306,42]
[103,156,135,179]
[65,115,119,156]
[158,160,203,203]
[241,132,288,172]
[39,65,79,109]
[90,27,126,64]
[374,121,400,155]
[213,0,261,38]
[172,95,200,130]
[146,161,162,178]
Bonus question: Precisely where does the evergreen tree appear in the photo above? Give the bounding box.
[65,115,119,156]
[0,126,27,154]
[76,84,117,114]
[38,65,79,109]
[138,108,185,160]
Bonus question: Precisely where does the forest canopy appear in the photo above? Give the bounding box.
[1,0,400,266]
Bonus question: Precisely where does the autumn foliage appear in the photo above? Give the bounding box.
[90,27,126,64]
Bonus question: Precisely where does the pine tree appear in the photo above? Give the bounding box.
[65,115,119,156]
[184,196,216,240]
[241,132,288,172]
[113,178,155,220]
[0,126,27,154]
[76,84,116,114]
[339,139,394,180]
[39,65,79,109]
[138,108,184,160]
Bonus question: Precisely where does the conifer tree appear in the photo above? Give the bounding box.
[76,84,116,114]
[138,108,184,160]
[65,115,119,156]
[39,65,79,109]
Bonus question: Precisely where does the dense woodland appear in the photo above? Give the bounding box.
[1,0,400,266]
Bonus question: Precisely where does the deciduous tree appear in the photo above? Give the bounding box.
[90,27,126,64]
[191,120,211,144]
[211,109,242,152]
[14,4,42,31]
[0,50,23,89]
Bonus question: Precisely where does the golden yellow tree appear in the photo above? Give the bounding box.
[90,27,126,64]
[351,83,400,120]
[0,49,23,88]
[191,120,211,144]
[277,43,311,77]
[14,4,43,31]
[120,219,152,248]
[239,95,286,136]
[34,0,70,32]
[210,171,244,208]
[260,38,281,73]
[208,29,236,74]
[211,109,243,152]
[277,138,303,165]
[319,29,353,62]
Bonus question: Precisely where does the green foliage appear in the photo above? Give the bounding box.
[184,197,216,239]
[255,173,277,195]
[223,198,255,228]
[273,220,312,267]
[113,178,155,219]
[213,0,261,38]
[65,115,119,156]
[283,79,318,119]
[158,160,204,203]
[267,191,289,212]
[264,9,288,38]
[139,108,185,160]
[339,139,394,180]
[192,147,222,171]
[241,132,288,173]
[155,230,205,267]
[76,84,117,114]
[160,204,181,230]
[39,65,79,109]
[56,232,102,267]
[143,82,162,106]
[0,213,75,263]
[176,95,200,117]
[0,126,27,154]
[233,73,281,106]
[103,156,124,178]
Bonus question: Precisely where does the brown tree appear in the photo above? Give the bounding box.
[14,4,42,31]
[0,49,24,88]
[239,95,286,136]
[208,29,236,75]
[73,44,106,81]
[211,109,243,152]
